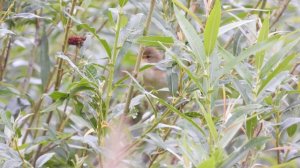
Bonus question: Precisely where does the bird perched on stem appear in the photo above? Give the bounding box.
[139,47,169,99]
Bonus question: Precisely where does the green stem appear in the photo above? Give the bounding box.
[32,0,77,165]
[275,108,281,164]
[105,9,123,117]
[123,0,156,115]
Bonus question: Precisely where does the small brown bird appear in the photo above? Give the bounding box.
[140,47,169,98]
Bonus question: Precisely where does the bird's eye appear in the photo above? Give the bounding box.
[146,55,151,59]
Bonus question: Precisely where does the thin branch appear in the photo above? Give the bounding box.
[0,35,12,81]
[32,0,78,165]
[270,0,291,28]
[123,0,156,115]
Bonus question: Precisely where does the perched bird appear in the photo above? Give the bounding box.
[140,47,169,98]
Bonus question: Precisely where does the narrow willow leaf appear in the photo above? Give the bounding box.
[166,66,178,96]
[68,79,96,96]
[220,118,243,148]
[136,36,174,46]
[218,20,255,36]
[198,148,223,168]
[255,15,270,69]
[56,53,90,80]
[255,14,269,69]
[49,91,69,100]
[163,46,204,93]
[180,134,207,166]
[11,13,51,20]
[280,118,300,135]
[198,157,215,168]
[40,27,51,89]
[260,34,300,77]
[226,104,263,126]
[69,114,93,129]
[217,37,277,79]
[257,71,289,100]
[204,0,221,56]
[258,53,298,94]
[203,111,218,144]
[119,0,128,7]
[174,6,205,67]
[40,100,63,113]
[246,116,258,139]
[287,124,297,137]
[35,153,55,168]
[220,137,270,168]
[195,95,218,142]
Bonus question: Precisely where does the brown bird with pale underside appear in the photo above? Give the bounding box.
[140,47,169,98]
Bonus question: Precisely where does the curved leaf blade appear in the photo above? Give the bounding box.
[204,0,221,56]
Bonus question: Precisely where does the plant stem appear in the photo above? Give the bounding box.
[123,0,156,115]
[275,107,281,164]
[32,0,77,165]
[0,0,15,23]
[57,46,80,132]
[105,9,123,116]
[0,35,12,81]
[55,0,77,90]
[270,0,291,28]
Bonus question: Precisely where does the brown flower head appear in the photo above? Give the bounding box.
[68,35,86,47]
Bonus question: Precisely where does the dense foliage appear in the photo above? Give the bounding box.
[0,0,300,167]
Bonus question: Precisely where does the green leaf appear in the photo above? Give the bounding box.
[220,137,270,168]
[11,13,51,20]
[198,157,215,168]
[217,36,277,79]
[166,66,178,96]
[255,14,270,69]
[49,91,69,100]
[220,118,243,148]
[40,100,64,114]
[197,148,223,168]
[136,36,174,46]
[174,6,205,67]
[163,46,204,93]
[69,79,96,96]
[35,153,55,168]
[280,118,300,136]
[40,27,51,89]
[218,19,255,36]
[0,86,19,96]
[260,34,300,78]
[184,112,202,118]
[204,0,221,56]
[246,116,258,139]
[203,109,218,142]
[258,53,298,94]
[287,124,297,137]
[119,0,128,7]
[56,53,90,80]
